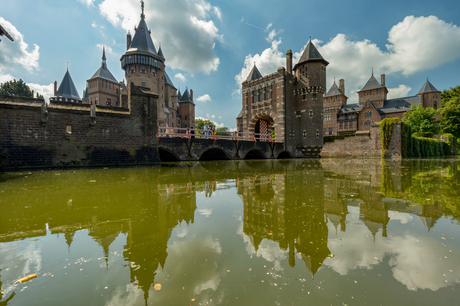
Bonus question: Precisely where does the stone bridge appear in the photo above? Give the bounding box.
[158,138,291,162]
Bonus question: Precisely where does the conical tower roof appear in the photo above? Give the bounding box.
[158,45,165,58]
[324,80,343,97]
[359,70,384,92]
[295,37,328,69]
[164,71,175,88]
[177,89,182,101]
[417,79,439,95]
[89,46,118,83]
[83,83,89,99]
[55,68,81,100]
[179,88,192,102]
[245,63,263,82]
[127,1,157,55]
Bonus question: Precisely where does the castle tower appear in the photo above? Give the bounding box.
[120,0,166,124]
[417,79,441,110]
[286,37,328,156]
[87,45,120,106]
[178,88,196,129]
[357,70,388,107]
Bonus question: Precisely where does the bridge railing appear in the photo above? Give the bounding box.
[157,127,283,143]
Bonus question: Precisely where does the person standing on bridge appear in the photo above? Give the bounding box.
[204,122,209,139]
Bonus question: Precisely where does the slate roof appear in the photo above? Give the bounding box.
[417,79,439,94]
[177,89,182,101]
[237,110,243,118]
[55,69,81,101]
[295,38,328,69]
[378,96,421,114]
[340,103,362,113]
[127,12,157,55]
[158,46,165,58]
[324,81,343,97]
[245,64,263,82]
[359,73,384,92]
[179,88,193,103]
[89,46,118,83]
[0,24,14,42]
[164,71,175,88]
[83,83,89,99]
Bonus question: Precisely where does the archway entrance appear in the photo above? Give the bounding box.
[253,116,274,142]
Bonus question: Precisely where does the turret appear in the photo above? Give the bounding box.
[127,31,132,50]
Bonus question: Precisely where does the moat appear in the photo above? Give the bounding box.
[1,158,459,306]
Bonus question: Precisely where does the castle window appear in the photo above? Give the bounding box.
[302,89,306,100]
[259,89,263,101]
[130,66,135,73]
[313,87,316,93]
[142,82,145,87]
[340,122,343,129]
[312,93,317,100]
[329,127,332,134]
[141,66,146,74]
[106,98,112,106]
[185,116,187,120]
[66,125,72,134]
[350,121,353,128]
[265,87,270,99]
[345,122,348,129]
[309,110,313,118]
[316,129,319,138]
[323,128,326,134]
[303,130,306,139]
[434,101,437,109]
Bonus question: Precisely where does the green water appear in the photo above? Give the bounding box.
[0,159,460,306]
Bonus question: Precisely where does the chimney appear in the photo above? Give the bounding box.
[286,50,293,75]
[339,79,345,94]
[190,89,193,102]
[381,74,385,87]
[54,81,57,95]
[127,31,132,50]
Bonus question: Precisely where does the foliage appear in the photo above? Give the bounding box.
[195,118,216,130]
[323,134,355,143]
[403,104,440,137]
[216,127,232,136]
[440,96,460,139]
[379,118,401,156]
[441,85,460,105]
[0,79,37,98]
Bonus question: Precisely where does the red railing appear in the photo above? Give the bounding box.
[157,127,283,142]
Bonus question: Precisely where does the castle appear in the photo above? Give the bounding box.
[50,1,195,130]
[237,38,327,158]
[323,73,441,135]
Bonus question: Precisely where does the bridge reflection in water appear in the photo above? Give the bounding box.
[0,159,459,305]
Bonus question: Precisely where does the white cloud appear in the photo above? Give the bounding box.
[196,94,211,102]
[174,73,186,83]
[0,17,40,74]
[27,82,54,101]
[97,0,222,74]
[78,0,95,6]
[198,208,213,218]
[387,85,412,100]
[235,16,460,103]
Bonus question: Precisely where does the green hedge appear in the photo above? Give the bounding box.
[324,134,355,143]
[380,119,456,157]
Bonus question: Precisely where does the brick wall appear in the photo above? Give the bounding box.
[321,123,402,158]
[0,83,160,170]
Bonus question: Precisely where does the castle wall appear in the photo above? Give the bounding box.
[0,84,159,170]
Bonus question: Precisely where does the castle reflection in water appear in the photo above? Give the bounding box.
[0,159,458,303]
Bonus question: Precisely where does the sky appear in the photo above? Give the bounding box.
[1,0,460,129]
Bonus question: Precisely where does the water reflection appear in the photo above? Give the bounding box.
[0,159,460,305]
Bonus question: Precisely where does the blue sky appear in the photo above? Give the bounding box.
[1,0,460,129]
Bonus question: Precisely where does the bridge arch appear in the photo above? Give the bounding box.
[199,148,231,161]
[158,147,180,162]
[244,149,267,160]
[277,151,292,159]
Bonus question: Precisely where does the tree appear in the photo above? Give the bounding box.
[195,118,215,130]
[441,85,460,106]
[216,127,232,136]
[403,104,440,137]
[0,79,35,97]
[440,96,460,138]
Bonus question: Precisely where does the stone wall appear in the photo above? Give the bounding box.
[0,83,160,170]
[321,123,402,158]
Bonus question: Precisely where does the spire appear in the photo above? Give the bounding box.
[294,37,329,70]
[245,62,263,82]
[372,67,374,76]
[102,45,107,68]
[55,67,81,101]
[140,0,145,19]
